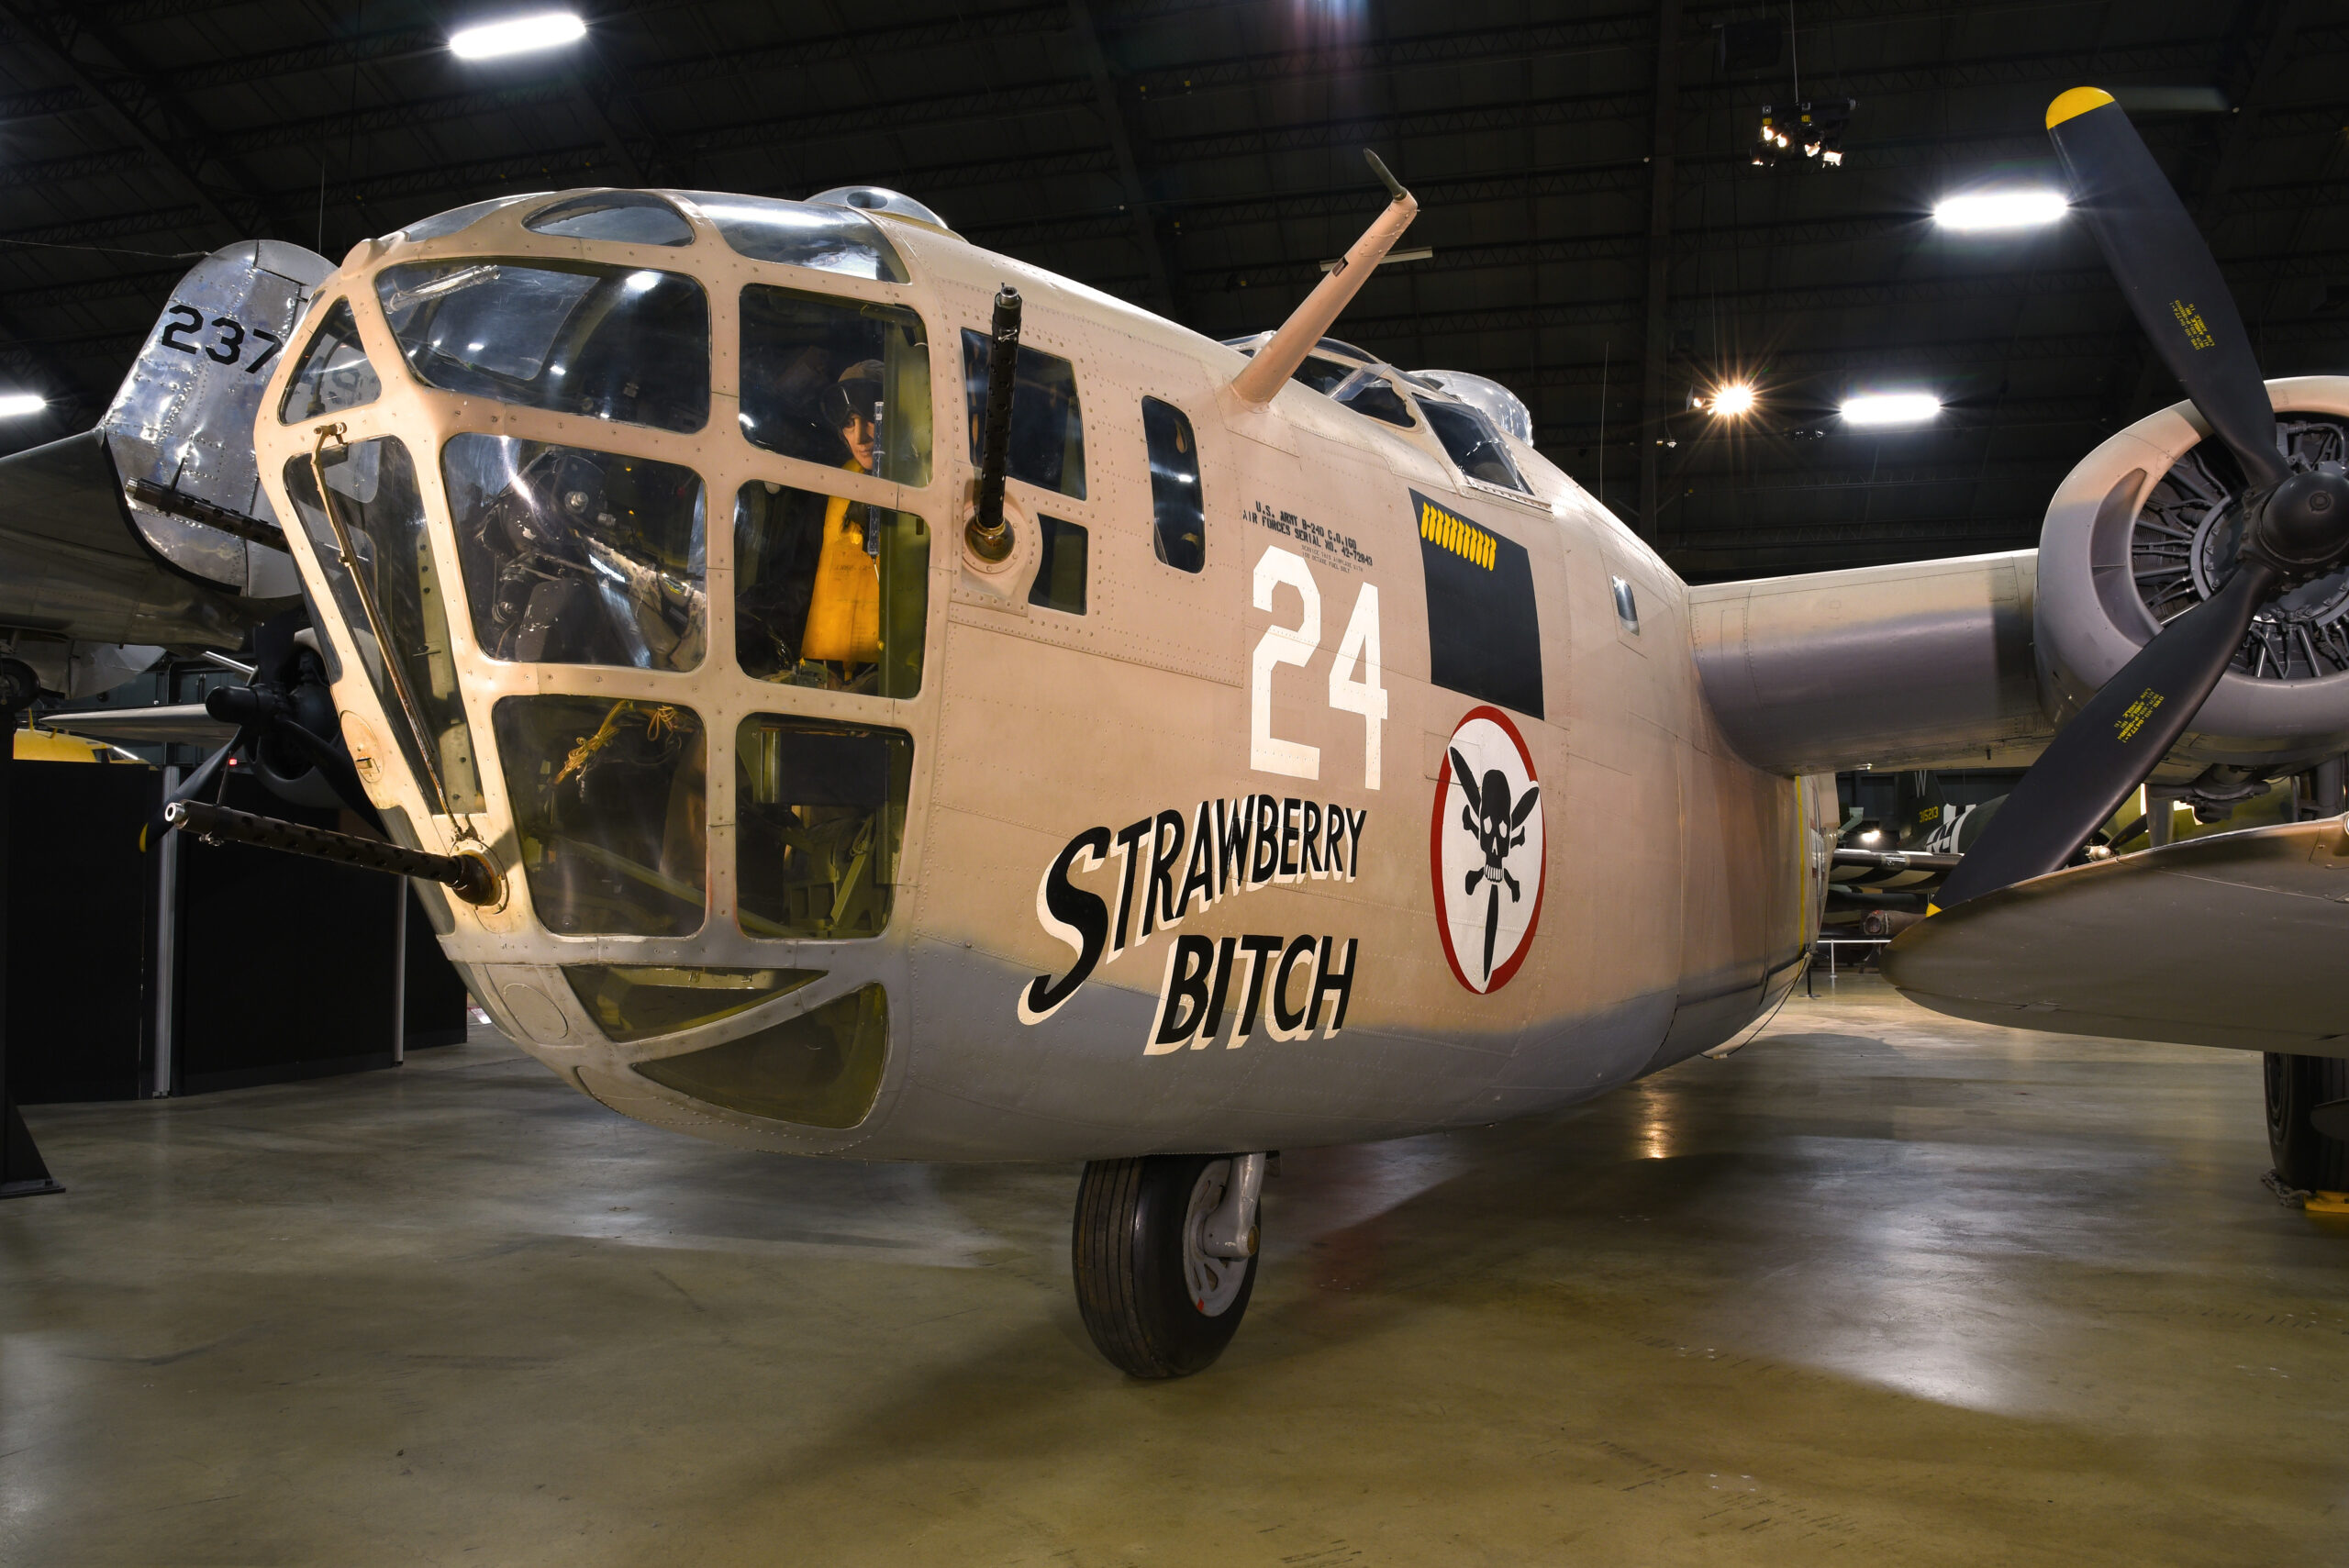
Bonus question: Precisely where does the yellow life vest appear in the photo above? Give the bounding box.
[800,462,881,663]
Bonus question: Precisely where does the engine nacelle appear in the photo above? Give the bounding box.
[2036,375,2349,778]
[1692,376,2349,781]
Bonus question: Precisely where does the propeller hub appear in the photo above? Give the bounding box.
[204,683,284,727]
[2251,470,2349,573]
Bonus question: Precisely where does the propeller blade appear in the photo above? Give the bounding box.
[1934,556,2278,907]
[2046,88,2287,491]
[167,725,254,807]
[268,717,376,819]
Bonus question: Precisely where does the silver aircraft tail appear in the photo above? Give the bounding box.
[0,239,332,676]
[97,238,335,600]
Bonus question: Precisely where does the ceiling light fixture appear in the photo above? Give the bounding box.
[1932,190,2068,231]
[1842,393,1941,427]
[450,11,586,61]
[1709,383,1758,417]
[0,393,46,418]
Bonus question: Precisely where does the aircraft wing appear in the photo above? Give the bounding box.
[1882,817,2349,1055]
[0,430,259,650]
[39,703,237,746]
[1689,550,2054,776]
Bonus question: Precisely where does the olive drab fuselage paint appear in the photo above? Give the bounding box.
[249,189,1833,1162]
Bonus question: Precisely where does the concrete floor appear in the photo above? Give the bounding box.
[5,977,2346,1566]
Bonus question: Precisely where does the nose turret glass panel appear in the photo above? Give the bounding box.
[281,438,484,811]
[735,717,911,940]
[523,191,696,246]
[738,286,930,484]
[442,436,707,671]
[376,260,709,433]
[734,483,927,695]
[299,210,938,951]
[279,298,382,423]
[493,696,707,936]
[680,192,909,283]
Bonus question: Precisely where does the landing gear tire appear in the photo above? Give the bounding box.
[1072,1154,1257,1378]
[2264,1051,2349,1193]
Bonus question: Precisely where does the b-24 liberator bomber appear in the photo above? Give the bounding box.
[14,92,2349,1373]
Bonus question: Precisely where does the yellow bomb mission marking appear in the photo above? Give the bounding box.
[1419,499,1495,571]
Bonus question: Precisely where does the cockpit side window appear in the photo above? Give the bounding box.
[441,434,707,672]
[1419,398,1531,492]
[738,287,931,485]
[676,192,910,284]
[1142,397,1204,573]
[279,299,381,423]
[375,260,710,433]
[960,331,1085,500]
[280,437,485,811]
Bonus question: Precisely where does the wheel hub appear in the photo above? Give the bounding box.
[1181,1160,1250,1318]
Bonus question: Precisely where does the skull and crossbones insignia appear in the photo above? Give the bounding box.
[1432,710,1546,993]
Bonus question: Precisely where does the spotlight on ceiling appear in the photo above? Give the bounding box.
[1709,383,1758,417]
[1841,393,1941,427]
[0,393,47,418]
[1932,190,2068,232]
[450,11,586,61]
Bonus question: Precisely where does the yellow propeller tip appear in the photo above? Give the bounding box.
[2046,86,2115,129]
[1924,902,1941,917]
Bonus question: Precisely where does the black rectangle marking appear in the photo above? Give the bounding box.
[1412,489,1543,718]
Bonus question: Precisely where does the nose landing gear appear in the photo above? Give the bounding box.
[1073,1152,1266,1377]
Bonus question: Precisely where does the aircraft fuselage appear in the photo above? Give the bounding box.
[246,189,1828,1161]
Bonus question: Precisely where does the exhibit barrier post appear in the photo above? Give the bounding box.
[1,695,63,1198]
[152,764,181,1098]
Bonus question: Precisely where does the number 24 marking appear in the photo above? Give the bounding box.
[1251,543,1386,790]
[157,304,281,375]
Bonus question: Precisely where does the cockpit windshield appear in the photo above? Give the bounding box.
[1419,398,1531,492]
[375,260,709,433]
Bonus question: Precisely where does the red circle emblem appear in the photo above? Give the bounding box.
[1429,706,1545,994]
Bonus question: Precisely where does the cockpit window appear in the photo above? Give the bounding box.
[738,287,931,485]
[1142,397,1204,573]
[524,191,695,246]
[375,260,710,433]
[280,438,485,813]
[493,695,707,937]
[279,299,381,423]
[960,331,1085,500]
[676,192,910,283]
[441,434,706,672]
[734,481,928,696]
[1419,398,1530,492]
[399,193,545,244]
[1333,368,1415,428]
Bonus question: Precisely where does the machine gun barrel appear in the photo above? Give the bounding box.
[123,478,284,548]
[965,285,1022,562]
[162,799,503,906]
